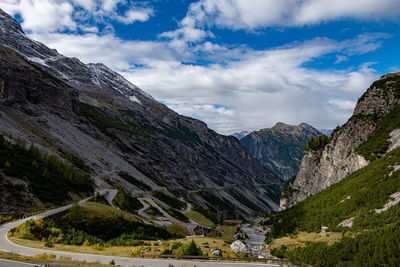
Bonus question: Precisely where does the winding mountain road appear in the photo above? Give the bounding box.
[0,192,279,267]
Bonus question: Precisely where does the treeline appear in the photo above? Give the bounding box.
[304,134,329,151]
[0,135,93,204]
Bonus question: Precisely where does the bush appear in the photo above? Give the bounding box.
[174,240,203,256]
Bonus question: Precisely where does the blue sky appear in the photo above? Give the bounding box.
[1,0,400,134]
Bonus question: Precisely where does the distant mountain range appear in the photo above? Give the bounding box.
[238,123,322,180]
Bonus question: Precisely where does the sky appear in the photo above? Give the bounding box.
[1,0,400,134]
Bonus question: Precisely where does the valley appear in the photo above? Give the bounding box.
[0,3,399,267]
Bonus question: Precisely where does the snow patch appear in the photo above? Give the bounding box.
[388,129,400,152]
[129,95,141,104]
[375,192,400,214]
[27,56,48,66]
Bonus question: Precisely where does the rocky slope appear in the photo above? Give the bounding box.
[280,73,400,210]
[0,9,283,216]
[240,123,321,180]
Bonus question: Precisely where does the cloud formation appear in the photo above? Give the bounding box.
[0,0,396,134]
[176,0,400,32]
[0,0,153,33]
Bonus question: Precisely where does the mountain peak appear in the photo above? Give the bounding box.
[268,122,320,136]
[0,8,24,35]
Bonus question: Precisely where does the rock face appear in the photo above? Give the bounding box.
[0,9,283,216]
[240,123,321,180]
[281,73,400,210]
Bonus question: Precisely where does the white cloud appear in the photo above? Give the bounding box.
[328,99,357,111]
[0,0,154,33]
[335,55,348,64]
[26,28,385,134]
[0,1,391,134]
[0,0,76,32]
[29,32,174,70]
[176,0,400,32]
[117,7,153,24]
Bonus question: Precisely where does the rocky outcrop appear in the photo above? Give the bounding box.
[280,73,400,210]
[0,8,283,216]
[241,123,321,180]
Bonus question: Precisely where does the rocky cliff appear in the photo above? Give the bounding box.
[0,9,283,216]
[280,73,400,210]
[240,123,321,180]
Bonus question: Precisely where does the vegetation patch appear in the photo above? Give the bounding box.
[356,104,400,161]
[80,102,150,138]
[117,171,151,191]
[112,186,143,213]
[166,208,189,223]
[151,190,187,210]
[185,210,215,227]
[304,135,329,151]
[0,135,93,204]
[266,146,400,266]
[10,204,174,248]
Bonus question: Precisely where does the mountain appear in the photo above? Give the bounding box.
[318,128,333,137]
[280,72,400,210]
[0,9,283,216]
[266,138,400,266]
[240,123,322,180]
[231,131,250,140]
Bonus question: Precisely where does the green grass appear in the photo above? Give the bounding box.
[185,210,214,227]
[83,202,139,221]
[117,171,151,191]
[356,104,400,161]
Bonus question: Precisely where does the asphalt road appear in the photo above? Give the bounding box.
[0,259,43,267]
[0,196,280,267]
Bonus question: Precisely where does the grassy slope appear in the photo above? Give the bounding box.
[267,145,400,266]
[268,146,400,236]
[185,210,215,227]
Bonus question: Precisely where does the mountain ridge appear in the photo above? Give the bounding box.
[240,122,321,180]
